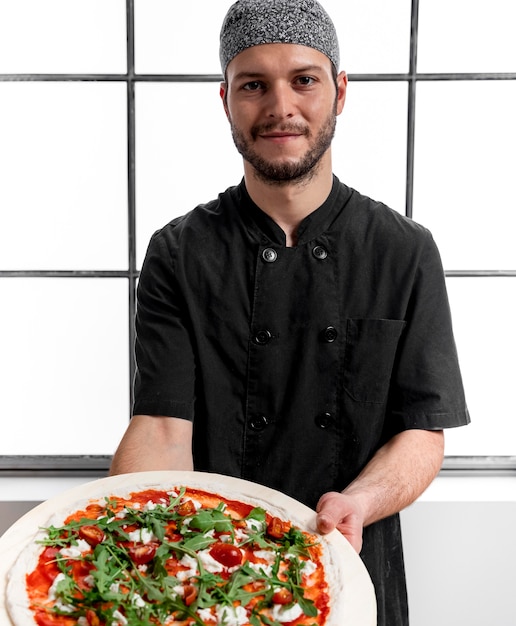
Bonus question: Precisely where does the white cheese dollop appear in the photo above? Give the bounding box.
[247,561,273,577]
[177,554,199,581]
[234,527,249,542]
[112,609,128,625]
[60,538,91,558]
[216,604,248,626]
[127,527,156,544]
[272,602,304,623]
[132,592,146,608]
[254,549,276,564]
[197,607,217,623]
[48,573,65,600]
[301,558,317,578]
[246,518,264,532]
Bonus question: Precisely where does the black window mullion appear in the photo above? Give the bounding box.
[126,0,137,417]
[405,0,419,220]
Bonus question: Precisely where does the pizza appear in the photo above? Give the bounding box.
[6,483,335,626]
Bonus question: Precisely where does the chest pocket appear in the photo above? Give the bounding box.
[343,318,406,404]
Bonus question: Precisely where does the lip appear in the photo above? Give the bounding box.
[258,132,303,143]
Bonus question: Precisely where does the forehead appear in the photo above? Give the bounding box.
[225,43,333,81]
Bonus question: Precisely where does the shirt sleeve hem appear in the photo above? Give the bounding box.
[391,407,471,431]
[132,399,194,421]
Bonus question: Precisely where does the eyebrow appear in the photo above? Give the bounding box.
[231,65,326,82]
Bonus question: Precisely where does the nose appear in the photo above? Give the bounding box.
[265,82,294,120]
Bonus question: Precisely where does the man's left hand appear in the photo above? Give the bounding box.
[315,491,365,553]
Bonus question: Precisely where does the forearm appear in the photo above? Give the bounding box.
[316,429,444,551]
[342,429,444,526]
[109,415,194,476]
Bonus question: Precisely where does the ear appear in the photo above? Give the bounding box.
[220,82,230,119]
[335,71,348,116]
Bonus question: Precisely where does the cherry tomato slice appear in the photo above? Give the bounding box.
[128,543,158,565]
[177,500,196,516]
[183,583,198,606]
[267,516,288,539]
[38,547,61,583]
[85,609,101,626]
[272,588,294,605]
[79,525,105,547]
[209,542,243,568]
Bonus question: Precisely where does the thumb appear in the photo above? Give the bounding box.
[316,511,337,534]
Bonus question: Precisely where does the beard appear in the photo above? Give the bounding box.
[229,106,337,186]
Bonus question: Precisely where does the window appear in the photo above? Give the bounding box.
[1,0,514,474]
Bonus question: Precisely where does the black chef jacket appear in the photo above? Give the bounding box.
[133,176,470,625]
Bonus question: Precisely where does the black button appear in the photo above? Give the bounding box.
[253,329,272,345]
[321,326,338,343]
[262,248,278,263]
[249,415,269,431]
[312,245,328,260]
[315,412,333,429]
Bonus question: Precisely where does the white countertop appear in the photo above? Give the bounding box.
[0,473,515,503]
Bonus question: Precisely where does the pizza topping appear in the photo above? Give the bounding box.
[25,487,329,626]
[127,543,158,565]
[209,541,243,568]
[78,525,105,547]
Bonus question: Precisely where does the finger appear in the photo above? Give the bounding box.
[316,512,337,534]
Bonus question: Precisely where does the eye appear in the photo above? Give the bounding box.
[243,81,264,91]
[295,76,316,87]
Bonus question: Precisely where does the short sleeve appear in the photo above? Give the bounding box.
[132,228,196,420]
[387,231,470,430]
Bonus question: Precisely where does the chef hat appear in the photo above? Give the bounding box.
[219,0,340,75]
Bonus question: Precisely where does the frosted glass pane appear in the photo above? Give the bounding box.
[0,82,128,271]
[418,0,516,73]
[134,0,229,74]
[325,0,412,74]
[0,0,126,74]
[333,81,408,214]
[134,0,412,75]
[135,82,242,265]
[413,81,516,270]
[0,278,130,456]
[444,278,516,456]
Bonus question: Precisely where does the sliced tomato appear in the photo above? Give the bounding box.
[38,547,61,582]
[266,516,288,539]
[272,588,294,605]
[209,542,242,568]
[127,543,158,565]
[79,525,105,547]
[183,583,198,606]
[177,499,196,516]
[85,609,101,626]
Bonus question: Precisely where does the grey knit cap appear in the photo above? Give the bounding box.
[220,0,340,74]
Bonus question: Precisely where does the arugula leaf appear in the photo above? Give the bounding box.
[188,505,233,534]
[180,534,216,552]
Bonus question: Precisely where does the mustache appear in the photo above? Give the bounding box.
[250,122,310,138]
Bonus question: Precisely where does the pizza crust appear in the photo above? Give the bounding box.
[4,471,375,626]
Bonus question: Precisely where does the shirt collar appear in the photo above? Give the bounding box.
[237,176,351,246]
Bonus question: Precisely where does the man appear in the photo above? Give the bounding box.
[110,1,470,623]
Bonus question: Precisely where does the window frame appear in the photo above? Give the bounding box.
[1,0,515,477]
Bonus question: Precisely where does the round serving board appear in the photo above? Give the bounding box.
[0,471,376,626]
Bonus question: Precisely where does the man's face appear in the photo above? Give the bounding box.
[221,43,347,185]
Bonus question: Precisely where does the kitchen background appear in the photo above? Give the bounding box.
[0,1,515,624]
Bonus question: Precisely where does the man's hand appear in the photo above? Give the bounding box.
[316,491,366,553]
[315,431,445,554]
